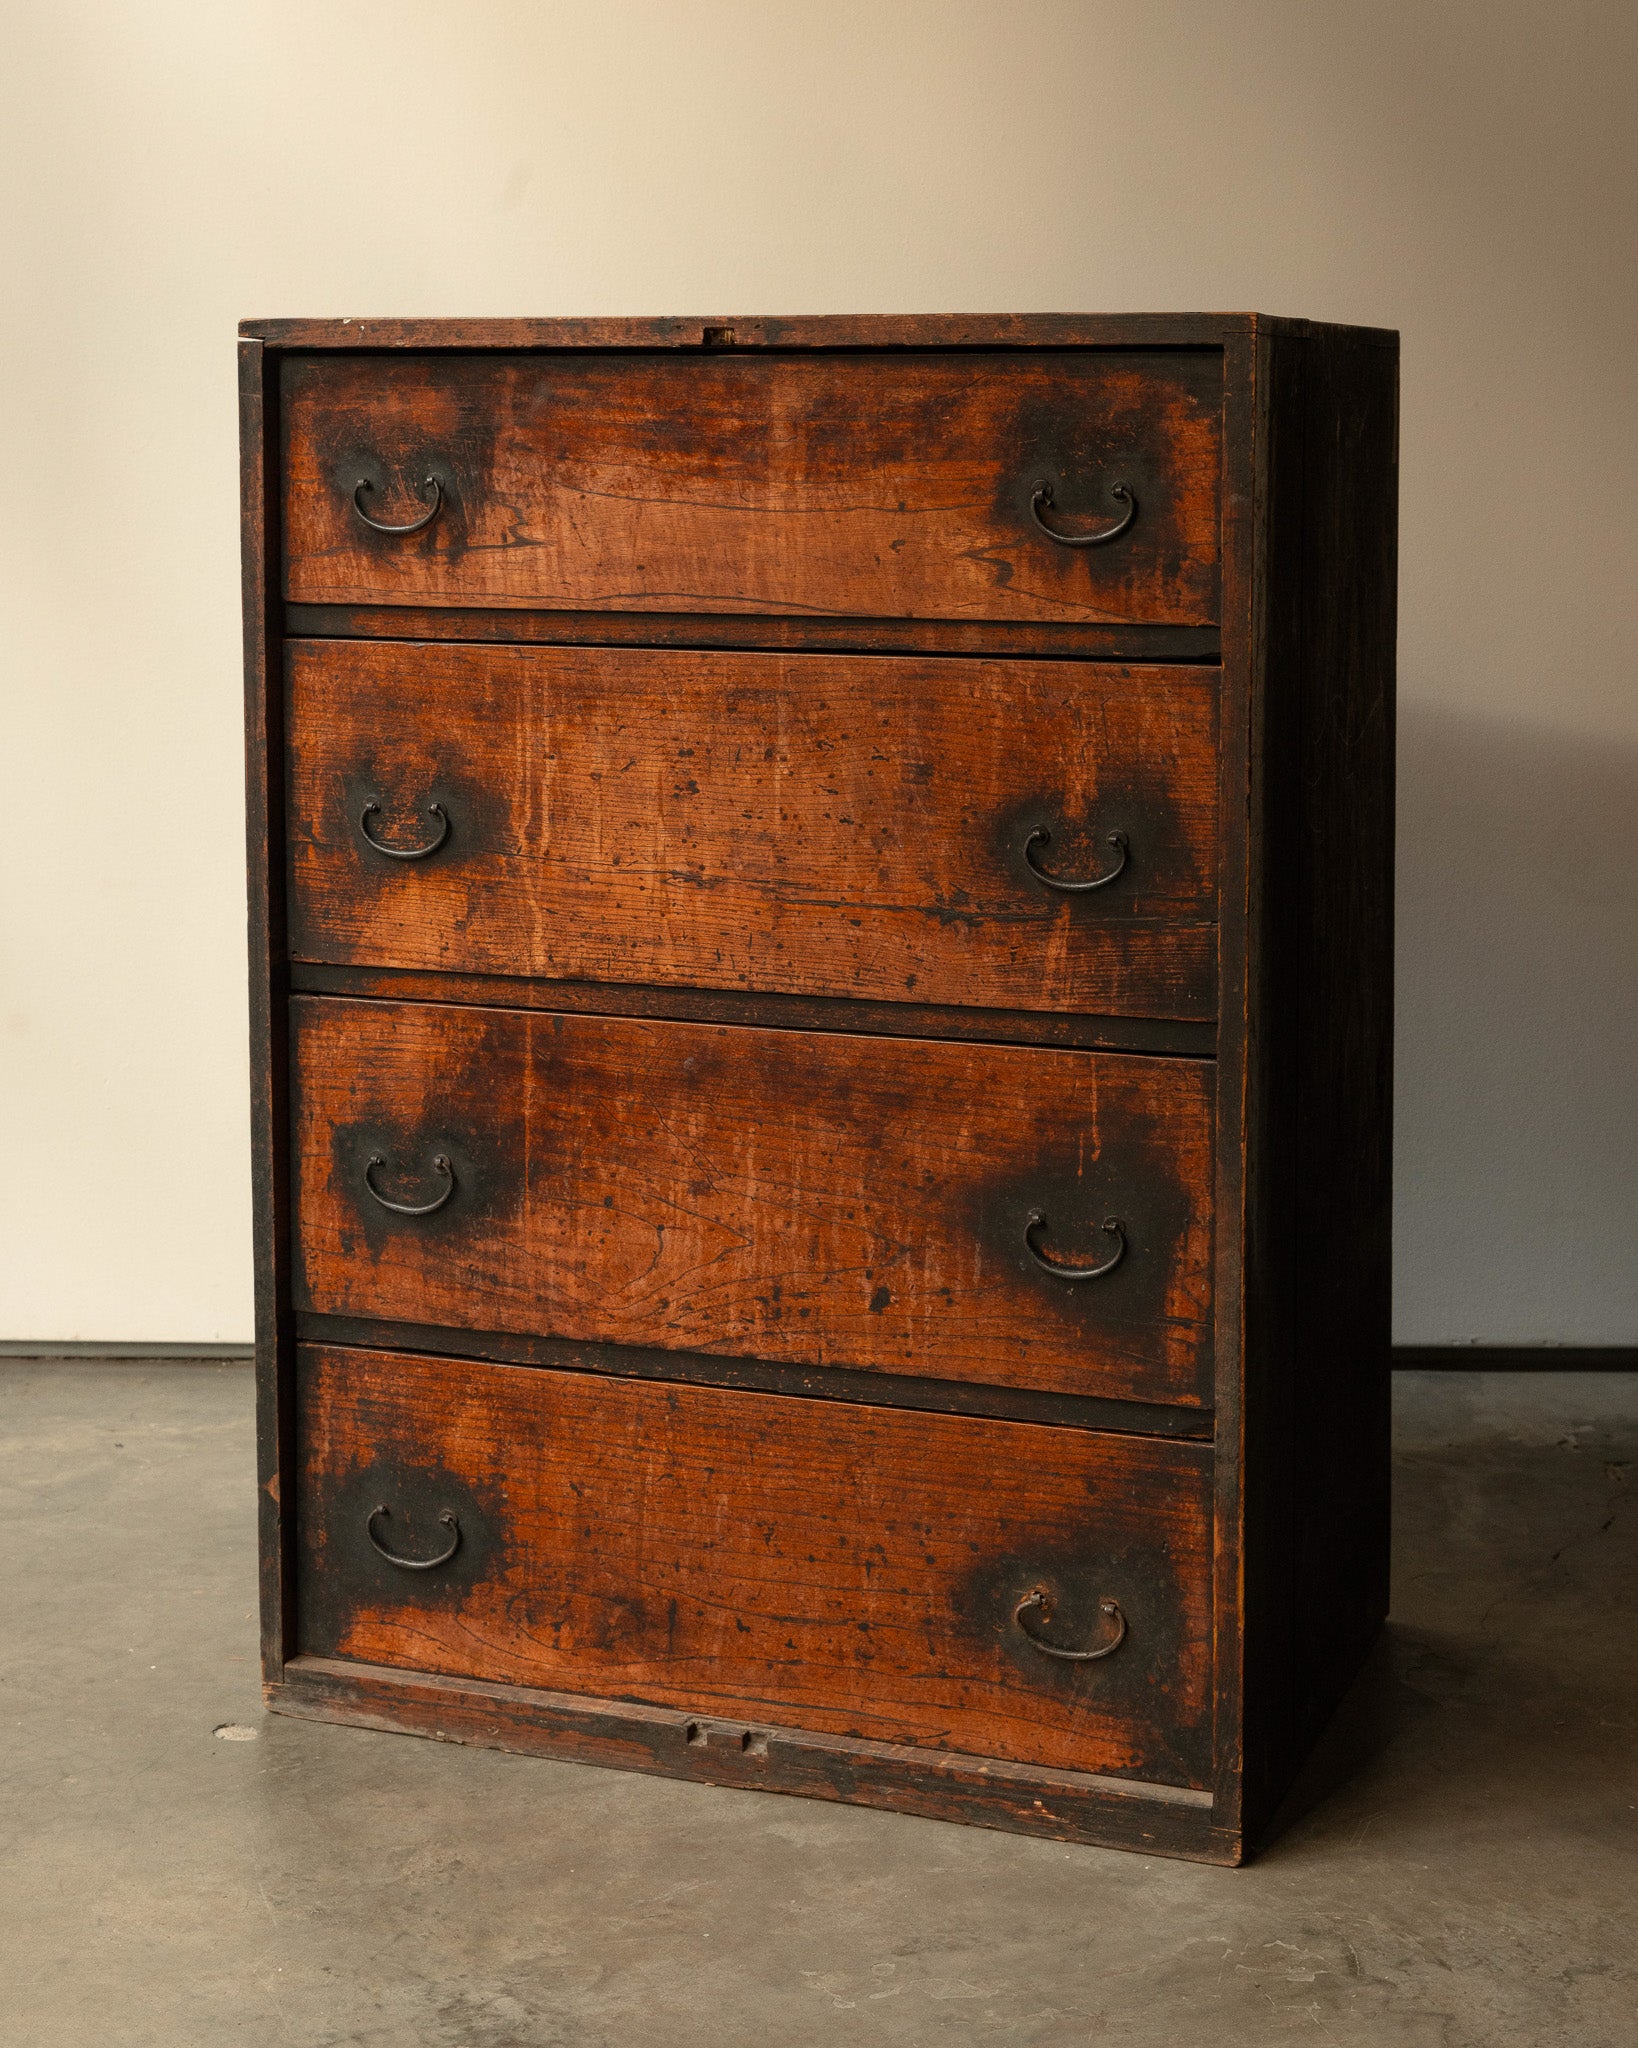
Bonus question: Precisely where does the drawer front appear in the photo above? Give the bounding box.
[292,998,1214,1407]
[282,350,1222,624]
[287,641,1220,1021]
[295,1344,1214,1785]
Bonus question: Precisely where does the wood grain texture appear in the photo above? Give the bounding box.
[281,350,1222,622]
[290,961,1218,1058]
[286,640,1220,1020]
[243,312,1400,1861]
[284,600,1222,665]
[291,997,1216,1406]
[294,1344,1215,1785]
[294,1309,1216,1438]
[243,311,1395,352]
[254,315,1246,349]
[270,1657,1235,1861]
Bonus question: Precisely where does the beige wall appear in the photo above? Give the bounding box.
[2,0,1633,1343]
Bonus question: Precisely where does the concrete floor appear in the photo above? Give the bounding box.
[1,1365,1633,2048]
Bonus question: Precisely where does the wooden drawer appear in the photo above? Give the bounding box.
[281,351,1221,625]
[291,997,1214,1408]
[294,1344,1214,1786]
[286,640,1220,1021]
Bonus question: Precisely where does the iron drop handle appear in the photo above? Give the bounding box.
[1023,825,1128,894]
[1014,1590,1127,1662]
[1029,477,1136,548]
[358,799,450,861]
[1024,1210,1126,1281]
[363,1151,456,1217]
[353,475,443,535]
[365,1504,461,1571]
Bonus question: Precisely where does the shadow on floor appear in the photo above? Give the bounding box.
[0,1361,1633,2048]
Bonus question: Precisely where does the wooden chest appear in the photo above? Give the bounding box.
[241,314,1397,1863]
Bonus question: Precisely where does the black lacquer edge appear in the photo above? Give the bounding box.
[287,964,1218,1059]
[241,338,296,1683]
[295,1314,1216,1442]
[1208,328,1255,1843]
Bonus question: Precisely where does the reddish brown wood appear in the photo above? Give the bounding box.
[270,1657,1235,1861]
[286,640,1220,1020]
[289,961,1218,1058]
[291,997,1215,1405]
[243,314,1398,1861]
[283,600,1222,664]
[294,1344,1215,1784]
[281,351,1222,623]
[293,1308,1216,1438]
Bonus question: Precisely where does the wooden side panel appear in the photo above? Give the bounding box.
[293,1345,1216,1786]
[1203,325,1260,1842]
[281,350,1222,624]
[1287,329,1398,1733]
[1240,325,1398,1840]
[290,998,1216,1407]
[241,338,294,1679]
[286,641,1220,1020]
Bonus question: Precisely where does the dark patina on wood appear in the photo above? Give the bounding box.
[286,640,1220,1020]
[283,601,1222,666]
[294,1343,1215,1784]
[293,1308,1216,1439]
[287,962,1218,1058]
[243,312,1398,1862]
[290,996,1216,1407]
[281,350,1222,624]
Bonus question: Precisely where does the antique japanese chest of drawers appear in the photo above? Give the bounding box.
[241,314,1397,1863]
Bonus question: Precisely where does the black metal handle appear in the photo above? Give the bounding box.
[1015,1590,1127,1662]
[353,475,443,535]
[1024,1211,1126,1281]
[358,800,450,861]
[363,1151,456,1217]
[1029,478,1136,548]
[1023,825,1128,894]
[365,1504,461,1571]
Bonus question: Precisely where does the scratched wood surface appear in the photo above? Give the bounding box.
[281,350,1222,622]
[291,997,1216,1406]
[295,1343,1215,1784]
[285,640,1220,1019]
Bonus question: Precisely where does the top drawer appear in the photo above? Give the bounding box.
[281,351,1222,625]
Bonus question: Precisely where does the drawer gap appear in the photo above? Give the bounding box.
[284,603,1222,665]
[288,966,1218,1060]
[293,1313,1216,1442]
